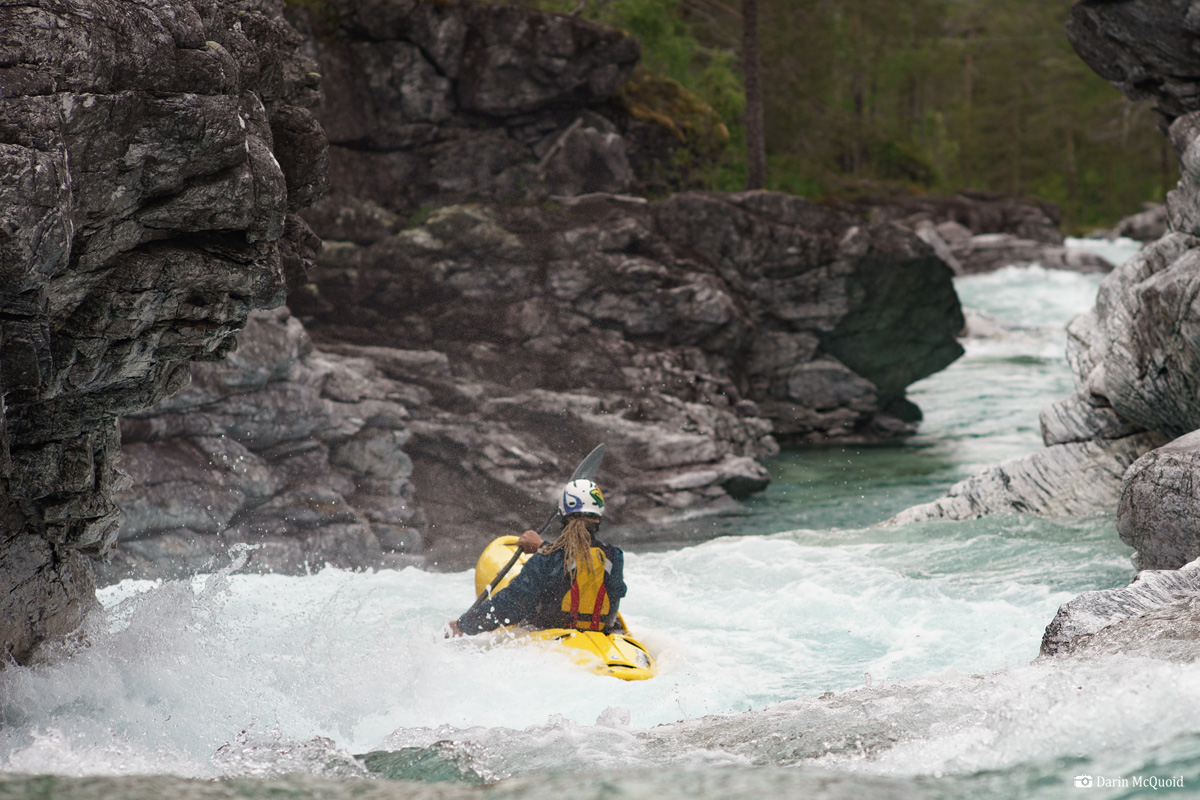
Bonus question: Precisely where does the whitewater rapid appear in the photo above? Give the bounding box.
[11,237,1200,798]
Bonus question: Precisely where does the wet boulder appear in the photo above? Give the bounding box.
[1117,431,1200,571]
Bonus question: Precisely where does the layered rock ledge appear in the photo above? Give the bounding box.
[1041,557,1200,659]
[115,190,966,573]
[0,0,326,662]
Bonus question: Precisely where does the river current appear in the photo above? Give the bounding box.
[6,239,1199,799]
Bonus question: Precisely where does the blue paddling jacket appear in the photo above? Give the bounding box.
[456,541,626,635]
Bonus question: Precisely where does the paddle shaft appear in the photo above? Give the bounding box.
[467,510,555,611]
[463,444,605,616]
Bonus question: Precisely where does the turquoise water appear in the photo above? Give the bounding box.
[8,242,1200,799]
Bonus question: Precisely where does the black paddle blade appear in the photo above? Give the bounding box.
[570,443,605,482]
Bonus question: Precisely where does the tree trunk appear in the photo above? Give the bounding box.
[743,0,766,190]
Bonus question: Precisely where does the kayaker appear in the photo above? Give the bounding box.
[448,479,627,636]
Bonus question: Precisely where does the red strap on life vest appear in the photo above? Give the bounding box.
[567,578,608,630]
[589,583,607,631]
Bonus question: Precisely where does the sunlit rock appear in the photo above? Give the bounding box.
[887,434,1161,524]
[1041,557,1200,658]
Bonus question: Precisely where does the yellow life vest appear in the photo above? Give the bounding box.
[560,547,612,631]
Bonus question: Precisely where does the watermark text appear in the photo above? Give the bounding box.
[1074,774,1186,790]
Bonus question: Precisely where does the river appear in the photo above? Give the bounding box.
[6,238,1198,799]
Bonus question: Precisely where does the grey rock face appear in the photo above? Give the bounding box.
[1117,430,1200,571]
[1017,0,1200,660]
[300,195,963,448]
[104,1,964,576]
[299,0,648,231]
[104,308,421,583]
[1067,1,1200,126]
[0,0,326,661]
[1041,557,1200,658]
[288,194,963,562]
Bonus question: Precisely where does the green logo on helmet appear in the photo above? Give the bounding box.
[590,486,605,508]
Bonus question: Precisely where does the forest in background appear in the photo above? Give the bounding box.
[501,0,1175,233]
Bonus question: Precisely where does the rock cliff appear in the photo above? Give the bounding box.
[294,193,962,563]
[0,0,326,662]
[102,0,966,575]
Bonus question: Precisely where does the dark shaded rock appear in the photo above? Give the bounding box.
[0,0,326,661]
[1117,430,1200,571]
[295,0,718,235]
[300,0,638,222]
[1041,557,1200,658]
[299,194,963,449]
[1067,1,1200,126]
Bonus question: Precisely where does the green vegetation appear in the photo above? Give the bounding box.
[504,0,1175,232]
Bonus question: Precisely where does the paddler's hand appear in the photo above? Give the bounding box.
[516,530,543,553]
[446,620,463,638]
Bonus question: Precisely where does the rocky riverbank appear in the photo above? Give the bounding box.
[100,0,968,579]
[964,0,1200,657]
[10,0,1117,660]
[891,69,1200,531]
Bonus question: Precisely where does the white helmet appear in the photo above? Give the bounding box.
[558,479,605,518]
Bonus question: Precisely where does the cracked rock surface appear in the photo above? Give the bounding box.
[0,0,326,662]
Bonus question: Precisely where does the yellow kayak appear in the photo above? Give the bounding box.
[473,535,657,681]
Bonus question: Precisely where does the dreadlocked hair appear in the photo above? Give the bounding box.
[543,515,600,578]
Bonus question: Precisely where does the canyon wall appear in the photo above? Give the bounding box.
[1006,0,1200,655]
[0,0,325,662]
[0,0,970,640]
[103,0,967,575]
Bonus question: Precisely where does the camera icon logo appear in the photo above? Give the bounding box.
[1074,775,1094,788]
